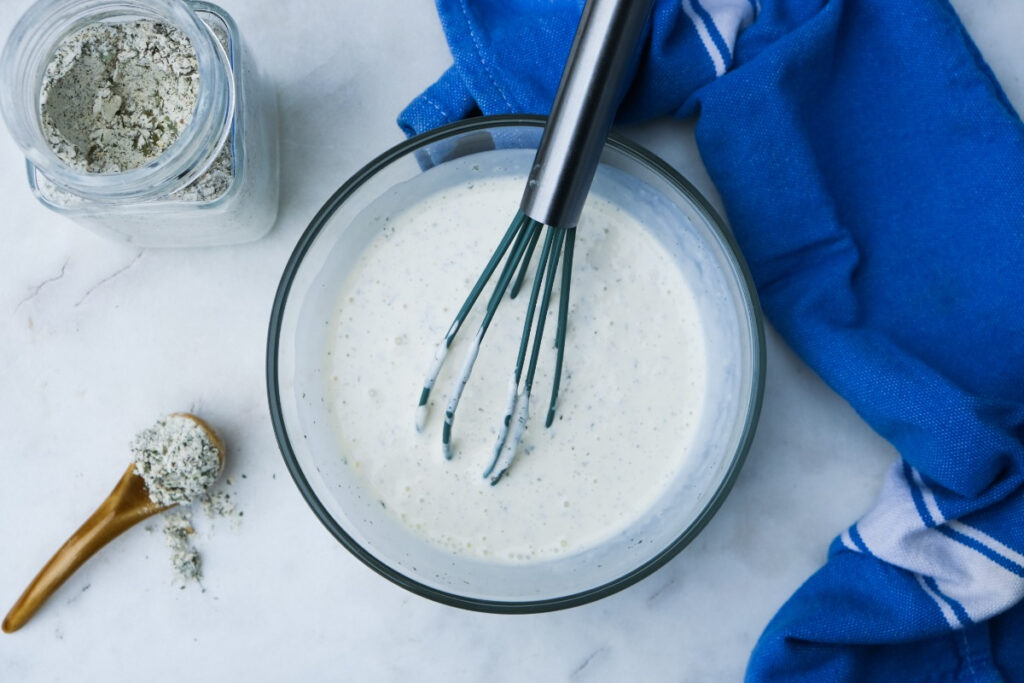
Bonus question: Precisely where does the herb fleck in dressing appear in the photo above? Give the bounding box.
[326,175,708,563]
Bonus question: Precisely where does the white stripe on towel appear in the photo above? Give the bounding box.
[681,0,727,76]
[681,0,756,77]
[840,528,858,552]
[854,463,1024,623]
[914,573,962,629]
[910,466,946,525]
[702,0,756,54]
[946,520,1024,571]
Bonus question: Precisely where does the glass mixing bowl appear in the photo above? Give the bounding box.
[268,115,765,612]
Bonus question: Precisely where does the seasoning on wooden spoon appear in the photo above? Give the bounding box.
[2,413,224,633]
[130,414,223,507]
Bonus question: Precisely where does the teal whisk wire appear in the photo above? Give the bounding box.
[509,224,543,299]
[486,226,568,484]
[547,228,576,428]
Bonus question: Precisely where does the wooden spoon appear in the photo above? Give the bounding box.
[2,413,224,633]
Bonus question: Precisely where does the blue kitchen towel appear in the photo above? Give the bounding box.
[399,0,1024,680]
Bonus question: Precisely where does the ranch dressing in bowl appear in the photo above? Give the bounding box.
[326,174,707,563]
[270,118,763,610]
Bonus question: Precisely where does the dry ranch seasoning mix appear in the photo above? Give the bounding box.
[0,0,280,246]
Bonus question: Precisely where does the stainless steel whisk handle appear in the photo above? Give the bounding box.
[520,0,656,230]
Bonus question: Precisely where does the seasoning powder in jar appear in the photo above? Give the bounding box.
[0,0,279,246]
[40,21,200,175]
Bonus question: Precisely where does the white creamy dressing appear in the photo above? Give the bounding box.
[325,173,708,563]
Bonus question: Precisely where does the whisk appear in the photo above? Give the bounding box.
[415,0,655,484]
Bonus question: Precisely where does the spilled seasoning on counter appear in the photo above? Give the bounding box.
[163,512,202,587]
[156,487,243,588]
[200,489,239,521]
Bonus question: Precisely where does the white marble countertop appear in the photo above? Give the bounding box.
[0,1,1020,680]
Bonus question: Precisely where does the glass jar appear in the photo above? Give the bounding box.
[0,0,279,247]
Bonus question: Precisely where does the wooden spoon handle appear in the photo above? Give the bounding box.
[2,465,165,633]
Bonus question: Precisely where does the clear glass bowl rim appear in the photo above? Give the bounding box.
[266,114,767,614]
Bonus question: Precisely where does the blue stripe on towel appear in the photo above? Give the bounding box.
[904,462,937,527]
[939,526,1024,579]
[692,0,733,62]
[923,575,974,627]
[848,524,871,555]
